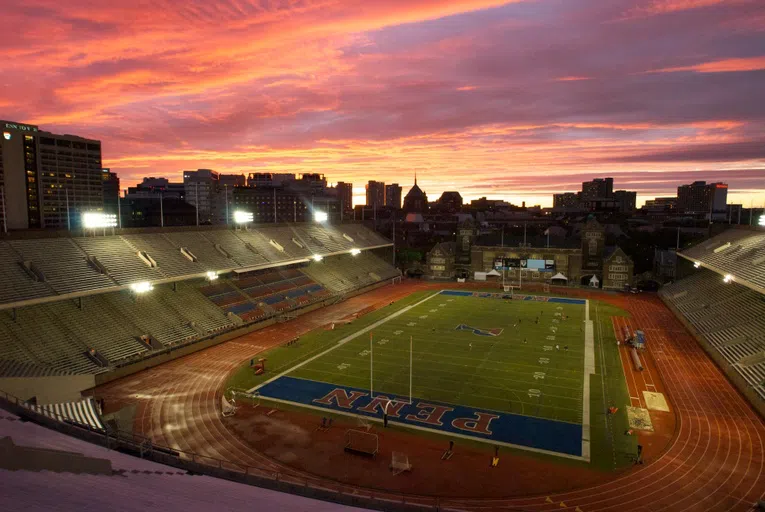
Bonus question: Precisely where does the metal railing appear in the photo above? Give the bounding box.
[0,388,483,512]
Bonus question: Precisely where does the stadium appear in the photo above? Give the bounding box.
[1,221,765,511]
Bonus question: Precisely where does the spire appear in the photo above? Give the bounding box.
[414,171,417,186]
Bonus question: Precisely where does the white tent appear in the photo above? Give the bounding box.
[551,272,568,281]
[589,275,600,288]
[486,269,501,277]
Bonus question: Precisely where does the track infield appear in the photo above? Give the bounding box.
[248,290,593,459]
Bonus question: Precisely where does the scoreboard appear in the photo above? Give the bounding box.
[494,257,555,271]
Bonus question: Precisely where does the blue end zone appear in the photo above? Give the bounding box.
[257,376,583,457]
[439,289,585,305]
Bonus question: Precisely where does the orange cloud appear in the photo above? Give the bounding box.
[645,56,765,74]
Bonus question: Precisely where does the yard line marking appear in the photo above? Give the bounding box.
[581,299,595,462]
[247,291,442,393]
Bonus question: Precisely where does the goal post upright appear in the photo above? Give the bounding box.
[409,335,413,404]
[370,331,374,398]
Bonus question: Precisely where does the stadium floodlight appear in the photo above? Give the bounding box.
[759,214,765,227]
[694,261,701,269]
[313,254,323,262]
[233,210,253,224]
[130,281,154,294]
[206,271,218,281]
[82,212,117,229]
[350,248,361,256]
[723,274,733,284]
[314,211,328,223]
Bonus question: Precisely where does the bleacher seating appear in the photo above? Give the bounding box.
[680,227,765,292]
[661,268,765,401]
[0,223,398,377]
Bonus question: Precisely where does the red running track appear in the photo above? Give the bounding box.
[95,283,765,512]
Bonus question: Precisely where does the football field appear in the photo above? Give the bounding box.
[248,290,593,458]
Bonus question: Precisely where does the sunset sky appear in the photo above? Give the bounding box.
[1,0,764,207]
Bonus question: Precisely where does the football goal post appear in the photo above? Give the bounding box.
[221,395,236,417]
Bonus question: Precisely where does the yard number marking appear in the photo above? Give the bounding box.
[552,318,560,324]
[359,349,370,357]
[429,309,438,313]
[543,345,553,351]
[554,312,562,317]
[546,335,555,341]
[533,372,546,380]
[378,338,389,346]
[556,306,563,310]
[439,304,446,307]
[538,357,550,364]
[550,326,558,333]
[407,322,417,327]
[394,330,403,335]
[337,363,350,370]
[419,315,428,319]
[528,389,542,398]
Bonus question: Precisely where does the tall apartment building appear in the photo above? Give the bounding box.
[336,181,353,212]
[102,168,120,215]
[677,181,728,214]
[366,180,385,210]
[1,120,104,230]
[553,192,581,209]
[581,177,613,200]
[385,183,402,209]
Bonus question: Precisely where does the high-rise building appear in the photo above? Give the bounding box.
[677,181,728,214]
[102,168,120,216]
[553,192,580,209]
[366,180,385,210]
[581,177,613,199]
[385,183,402,209]
[184,169,219,224]
[612,190,637,213]
[336,181,353,212]
[1,120,104,230]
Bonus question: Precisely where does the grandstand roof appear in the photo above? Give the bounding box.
[0,223,391,310]
[678,227,765,295]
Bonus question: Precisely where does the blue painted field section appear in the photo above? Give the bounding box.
[257,376,583,457]
[439,289,585,305]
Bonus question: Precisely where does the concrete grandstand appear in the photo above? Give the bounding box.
[661,226,765,412]
[0,223,398,379]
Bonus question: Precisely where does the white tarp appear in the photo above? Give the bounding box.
[551,272,568,281]
[474,272,487,281]
[486,269,501,277]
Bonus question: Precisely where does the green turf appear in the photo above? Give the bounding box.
[226,288,637,470]
[290,293,585,424]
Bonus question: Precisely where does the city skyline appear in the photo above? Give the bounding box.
[1,0,764,207]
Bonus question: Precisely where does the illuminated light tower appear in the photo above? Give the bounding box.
[130,281,154,294]
[723,274,733,284]
[206,271,219,281]
[82,212,117,235]
[694,261,701,269]
[350,248,361,256]
[313,210,328,223]
[312,255,323,262]
[233,210,253,229]
[759,214,765,227]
